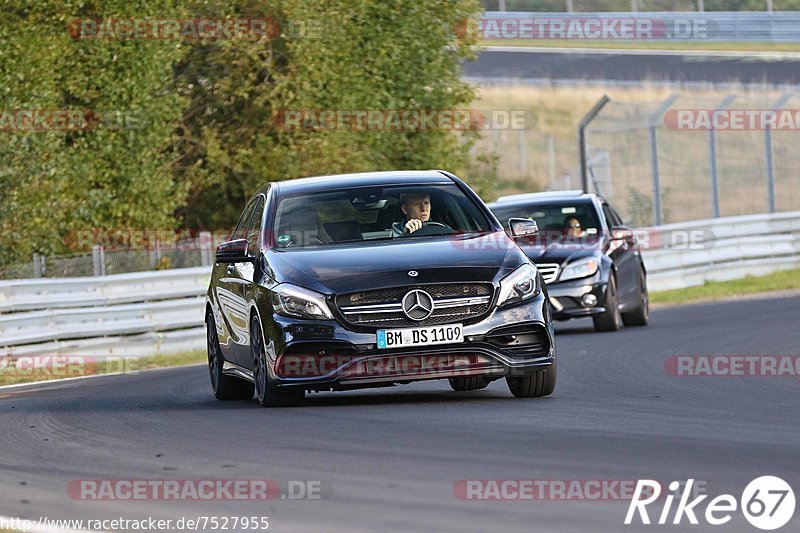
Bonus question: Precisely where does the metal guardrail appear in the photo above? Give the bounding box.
[641,211,800,291]
[483,11,800,42]
[0,211,798,357]
[0,268,210,357]
[0,267,210,313]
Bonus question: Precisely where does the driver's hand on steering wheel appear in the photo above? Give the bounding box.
[404,219,423,233]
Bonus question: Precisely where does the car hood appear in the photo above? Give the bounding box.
[518,239,603,265]
[265,232,525,295]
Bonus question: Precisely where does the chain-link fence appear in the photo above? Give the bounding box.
[481,1,793,12]
[475,129,581,195]
[580,93,800,227]
[0,234,216,280]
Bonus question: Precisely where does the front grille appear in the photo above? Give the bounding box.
[535,263,560,284]
[336,283,494,328]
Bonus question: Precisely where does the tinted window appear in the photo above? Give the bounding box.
[601,203,618,229]
[491,202,602,236]
[272,184,492,248]
[245,197,265,251]
[231,200,256,241]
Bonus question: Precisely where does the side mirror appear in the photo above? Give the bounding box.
[215,239,254,264]
[610,226,634,241]
[508,218,539,238]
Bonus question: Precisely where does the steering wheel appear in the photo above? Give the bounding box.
[408,221,454,236]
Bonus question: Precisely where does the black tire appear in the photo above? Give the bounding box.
[506,357,557,398]
[622,269,650,327]
[251,315,304,407]
[206,312,254,401]
[593,274,622,332]
[448,376,491,391]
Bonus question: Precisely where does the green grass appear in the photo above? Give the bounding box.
[0,350,206,387]
[650,268,800,306]
[480,39,800,52]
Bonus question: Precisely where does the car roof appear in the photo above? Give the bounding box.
[488,190,600,208]
[268,170,454,196]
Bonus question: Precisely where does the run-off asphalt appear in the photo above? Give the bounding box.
[1,296,798,532]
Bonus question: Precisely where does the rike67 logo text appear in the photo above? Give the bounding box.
[626,477,795,530]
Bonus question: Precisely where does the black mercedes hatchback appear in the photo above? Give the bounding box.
[205,170,556,406]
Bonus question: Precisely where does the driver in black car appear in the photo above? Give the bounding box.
[391,192,431,235]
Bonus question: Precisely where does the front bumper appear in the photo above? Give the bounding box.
[264,293,555,391]
[546,273,609,320]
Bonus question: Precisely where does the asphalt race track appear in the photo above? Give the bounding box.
[1,295,798,532]
[465,48,800,86]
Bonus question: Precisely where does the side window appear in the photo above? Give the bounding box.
[610,206,626,227]
[601,203,619,229]
[232,201,256,241]
[245,197,265,251]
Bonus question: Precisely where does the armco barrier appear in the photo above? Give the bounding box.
[0,212,798,357]
[0,268,210,357]
[641,211,800,291]
[482,12,800,43]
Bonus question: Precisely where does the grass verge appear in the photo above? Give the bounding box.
[0,349,206,387]
[480,39,800,53]
[650,268,800,306]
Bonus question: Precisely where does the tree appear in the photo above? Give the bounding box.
[173,0,494,231]
[0,0,186,265]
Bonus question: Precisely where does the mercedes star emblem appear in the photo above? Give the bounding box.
[402,289,434,321]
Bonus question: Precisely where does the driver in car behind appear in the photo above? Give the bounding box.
[392,192,431,235]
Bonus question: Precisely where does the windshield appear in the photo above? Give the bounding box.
[271,184,493,249]
[490,202,603,243]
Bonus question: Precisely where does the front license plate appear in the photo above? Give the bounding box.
[376,323,463,349]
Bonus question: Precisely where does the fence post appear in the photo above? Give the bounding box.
[647,95,679,226]
[766,94,791,214]
[200,231,213,267]
[33,253,44,278]
[498,0,506,11]
[698,0,704,11]
[579,95,610,193]
[92,245,106,276]
[708,95,736,219]
[547,135,556,188]
[566,0,573,12]
[649,126,663,226]
[518,129,528,178]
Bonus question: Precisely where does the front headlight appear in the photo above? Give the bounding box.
[559,257,599,282]
[497,263,540,308]
[271,284,334,320]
